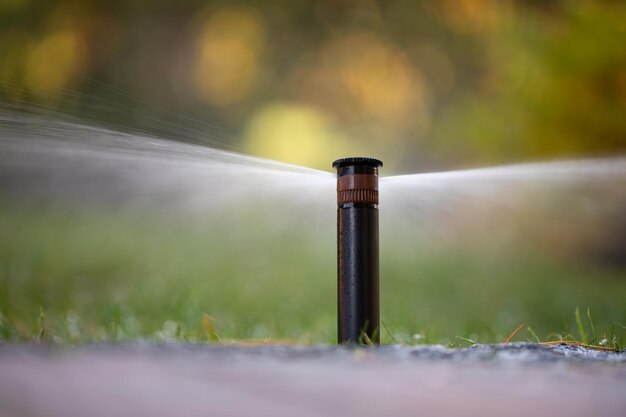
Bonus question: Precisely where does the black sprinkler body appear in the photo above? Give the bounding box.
[333,157,383,345]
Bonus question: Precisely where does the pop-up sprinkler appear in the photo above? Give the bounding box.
[333,157,383,345]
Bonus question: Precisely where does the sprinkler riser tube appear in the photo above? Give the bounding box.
[333,157,382,345]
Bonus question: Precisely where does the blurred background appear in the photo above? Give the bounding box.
[0,0,625,345]
[2,0,625,171]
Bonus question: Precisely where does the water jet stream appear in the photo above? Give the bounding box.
[1,109,625,247]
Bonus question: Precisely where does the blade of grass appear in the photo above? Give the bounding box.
[456,336,477,345]
[587,307,595,338]
[34,306,46,343]
[361,332,376,347]
[503,324,525,343]
[541,341,618,352]
[575,306,588,344]
[381,320,398,344]
[202,313,221,343]
[527,326,541,343]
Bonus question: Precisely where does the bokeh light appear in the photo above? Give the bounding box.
[24,30,86,97]
[317,31,426,126]
[245,102,350,170]
[194,6,266,107]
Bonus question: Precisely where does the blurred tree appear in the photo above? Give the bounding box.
[0,0,624,170]
[433,0,626,165]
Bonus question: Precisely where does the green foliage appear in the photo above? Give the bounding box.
[434,1,626,164]
[1,204,624,345]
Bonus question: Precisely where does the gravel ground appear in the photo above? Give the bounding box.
[0,343,624,417]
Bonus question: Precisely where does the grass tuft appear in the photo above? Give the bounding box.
[1,204,625,345]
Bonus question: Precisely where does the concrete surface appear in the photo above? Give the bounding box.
[0,343,624,417]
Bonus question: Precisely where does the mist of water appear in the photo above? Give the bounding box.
[0,109,333,220]
[1,108,625,251]
[381,158,626,249]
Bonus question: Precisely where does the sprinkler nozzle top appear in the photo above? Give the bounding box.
[333,157,382,205]
[332,157,383,169]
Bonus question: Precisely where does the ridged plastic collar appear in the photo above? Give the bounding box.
[332,157,383,169]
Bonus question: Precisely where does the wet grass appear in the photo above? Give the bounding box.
[0,203,624,347]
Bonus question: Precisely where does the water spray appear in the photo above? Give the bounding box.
[333,157,383,345]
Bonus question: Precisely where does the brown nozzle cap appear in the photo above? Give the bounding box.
[332,157,382,205]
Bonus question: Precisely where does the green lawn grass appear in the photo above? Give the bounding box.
[1,203,624,348]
